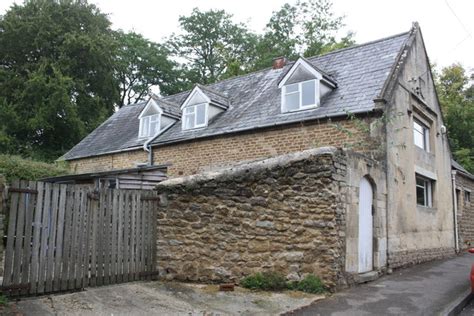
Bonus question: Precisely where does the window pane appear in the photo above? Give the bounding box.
[108,179,117,189]
[195,104,206,126]
[141,116,150,137]
[150,114,159,123]
[426,181,431,207]
[285,93,300,111]
[414,120,429,150]
[150,121,159,135]
[301,81,316,106]
[184,113,194,129]
[416,177,426,188]
[414,121,423,133]
[414,128,425,149]
[416,184,426,206]
[285,83,298,93]
[416,176,433,207]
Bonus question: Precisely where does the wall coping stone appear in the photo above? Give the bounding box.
[156,146,340,187]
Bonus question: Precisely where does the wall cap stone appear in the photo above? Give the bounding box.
[156,146,340,188]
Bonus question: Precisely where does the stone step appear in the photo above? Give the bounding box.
[355,271,379,284]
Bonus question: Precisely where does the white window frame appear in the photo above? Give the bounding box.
[139,113,161,138]
[138,99,163,139]
[413,119,430,152]
[182,103,208,130]
[416,175,433,207]
[281,79,319,113]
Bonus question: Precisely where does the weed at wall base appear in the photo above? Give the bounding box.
[240,272,327,294]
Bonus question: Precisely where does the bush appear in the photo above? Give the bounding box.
[0,154,67,183]
[241,272,327,294]
[240,272,287,291]
[292,274,326,294]
[0,294,7,305]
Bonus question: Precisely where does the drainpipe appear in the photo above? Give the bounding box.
[452,170,459,253]
[385,194,391,272]
[143,124,174,166]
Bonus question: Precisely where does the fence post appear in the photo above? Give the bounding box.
[0,175,6,278]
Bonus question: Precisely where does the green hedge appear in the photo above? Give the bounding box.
[0,155,67,183]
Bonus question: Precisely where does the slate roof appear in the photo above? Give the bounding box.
[150,95,181,118]
[278,56,338,87]
[452,160,474,180]
[196,84,230,108]
[63,30,410,160]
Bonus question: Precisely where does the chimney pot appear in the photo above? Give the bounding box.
[272,57,287,69]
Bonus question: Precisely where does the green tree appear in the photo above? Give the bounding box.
[436,64,474,173]
[114,31,182,106]
[0,0,118,161]
[253,0,354,69]
[252,4,299,70]
[168,8,257,85]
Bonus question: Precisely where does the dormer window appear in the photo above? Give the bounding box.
[283,80,318,112]
[180,85,228,131]
[139,114,160,137]
[278,57,337,114]
[138,99,164,138]
[183,103,207,130]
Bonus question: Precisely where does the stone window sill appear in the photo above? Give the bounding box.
[417,205,437,213]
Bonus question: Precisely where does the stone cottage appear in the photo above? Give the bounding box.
[59,23,474,285]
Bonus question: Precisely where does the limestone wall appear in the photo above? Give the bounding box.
[384,28,455,268]
[343,153,388,275]
[154,147,348,289]
[456,173,474,250]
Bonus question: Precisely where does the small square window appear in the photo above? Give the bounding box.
[99,178,117,189]
[183,103,207,130]
[283,80,318,112]
[139,114,160,138]
[416,175,433,207]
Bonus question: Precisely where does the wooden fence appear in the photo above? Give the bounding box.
[1,180,159,296]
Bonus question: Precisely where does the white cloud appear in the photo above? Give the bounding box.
[1,0,473,70]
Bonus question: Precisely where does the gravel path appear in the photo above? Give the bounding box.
[10,281,323,315]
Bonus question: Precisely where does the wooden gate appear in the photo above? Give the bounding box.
[1,180,159,296]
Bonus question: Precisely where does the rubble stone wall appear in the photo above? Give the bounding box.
[155,147,348,289]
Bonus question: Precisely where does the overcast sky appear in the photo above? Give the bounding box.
[1,0,473,72]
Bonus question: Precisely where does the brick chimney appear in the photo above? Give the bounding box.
[272,56,287,69]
